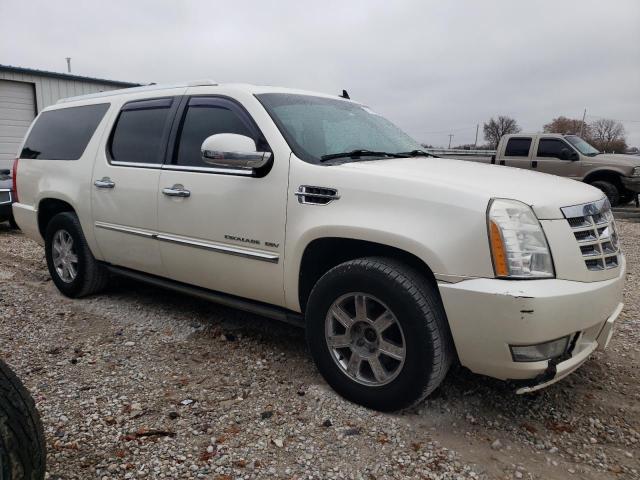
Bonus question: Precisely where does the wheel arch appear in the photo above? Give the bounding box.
[583,169,624,187]
[37,197,76,239]
[296,236,440,314]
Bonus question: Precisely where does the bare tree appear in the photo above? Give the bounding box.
[483,116,521,149]
[543,116,588,136]
[589,118,627,153]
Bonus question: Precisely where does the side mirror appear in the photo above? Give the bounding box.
[570,151,579,161]
[559,148,571,161]
[201,134,271,170]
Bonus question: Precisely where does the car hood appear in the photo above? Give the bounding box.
[339,157,604,219]
[588,153,640,169]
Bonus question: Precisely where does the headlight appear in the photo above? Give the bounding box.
[632,166,640,177]
[487,198,554,278]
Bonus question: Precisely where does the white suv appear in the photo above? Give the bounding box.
[11,81,625,411]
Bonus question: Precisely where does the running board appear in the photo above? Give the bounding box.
[105,265,305,328]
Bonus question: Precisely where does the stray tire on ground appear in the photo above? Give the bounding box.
[0,359,46,480]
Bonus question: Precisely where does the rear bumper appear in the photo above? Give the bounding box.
[11,202,42,244]
[438,256,625,385]
[621,176,640,193]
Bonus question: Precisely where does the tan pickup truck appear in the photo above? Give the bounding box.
[484,134,640,206]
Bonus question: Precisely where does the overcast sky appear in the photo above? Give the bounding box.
[2,0,639,147]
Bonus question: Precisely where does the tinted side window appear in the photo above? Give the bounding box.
[110,98,173,164]
[21,104,109,160]
[504,138,532,157]
[174,98,256,167]
[537,139,569,158]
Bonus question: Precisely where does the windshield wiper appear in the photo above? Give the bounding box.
[399,149,440,158]
[320,149,409,162]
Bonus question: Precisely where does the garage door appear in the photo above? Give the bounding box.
[0,80,36,169]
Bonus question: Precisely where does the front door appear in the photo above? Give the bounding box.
[91,95,180,276]
[156,95,288,306]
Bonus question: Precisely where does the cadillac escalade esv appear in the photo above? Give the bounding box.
[11,81,625,411]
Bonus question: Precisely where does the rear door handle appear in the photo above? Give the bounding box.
[94,177,115,188]
[162,184,191,198]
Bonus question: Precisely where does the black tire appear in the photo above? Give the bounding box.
[305,257,454,411]
[7,214,19,230]
[0,359,46,480]
[618,191,636,206]
[44,212,109,298]
[590,180,620,207]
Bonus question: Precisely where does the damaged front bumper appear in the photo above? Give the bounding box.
[437,255,625,389]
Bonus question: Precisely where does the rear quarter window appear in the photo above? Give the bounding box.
[504,137,532,157]
[20,104,109,160]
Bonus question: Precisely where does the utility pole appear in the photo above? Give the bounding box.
[65,57,71,73]
[474,124,479,148]
[579,108,586,137]
[448,134,454,149]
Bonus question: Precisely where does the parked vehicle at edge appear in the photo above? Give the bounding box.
[11,82,625,410]
[483,133,640,207]
[0,169,18,228]
[0,358,46,479]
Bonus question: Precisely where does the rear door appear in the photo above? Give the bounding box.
[156,94,288,306]
[532,137,579,178]
[91,94,181,276]
[501,137,533,170]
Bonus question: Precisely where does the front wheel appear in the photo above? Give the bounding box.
[590,180,621,207]
[305,257,454,411]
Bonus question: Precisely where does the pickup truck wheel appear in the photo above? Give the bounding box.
[590,180,620,207]
[44,212,109,298]
[306,257,453,411]
[0,359,46,480]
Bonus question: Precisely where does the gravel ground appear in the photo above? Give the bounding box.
[0,220,638,480]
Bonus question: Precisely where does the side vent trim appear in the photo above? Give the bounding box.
[295,185,340,205]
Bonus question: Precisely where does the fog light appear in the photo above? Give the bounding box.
[510,336,570,362]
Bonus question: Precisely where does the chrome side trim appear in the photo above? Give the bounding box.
[295,185,340,205]
[156,233,279,263]
[561,196,608,219]
[95,221,279,263]
[94,221,157,238]
[161,164,254,176]
[110,161,162,169]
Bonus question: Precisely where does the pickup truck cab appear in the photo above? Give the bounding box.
[11,82,625,411]
[492,133,640,206]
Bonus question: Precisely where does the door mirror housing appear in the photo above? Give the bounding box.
[201,134,271,170]
[559,148,571,161]
[570,151,579,161]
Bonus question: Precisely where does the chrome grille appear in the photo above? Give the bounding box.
[0,189,11,205]
[561,198,620,271]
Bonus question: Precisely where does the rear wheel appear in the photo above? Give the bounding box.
[7,214,18,230]
[590,180,620,206]
[306,257,453,411]
[0,359,46,480]
[44,212,109,297]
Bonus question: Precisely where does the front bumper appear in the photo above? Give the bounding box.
[438,256,625,387]
[621,175,640,193]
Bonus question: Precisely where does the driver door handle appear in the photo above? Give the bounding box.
[94,177,115,189]
[162,184,191,198]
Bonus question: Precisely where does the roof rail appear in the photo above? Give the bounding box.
[57,80,219,104]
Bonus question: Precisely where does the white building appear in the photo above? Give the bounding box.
[0,64,139,169]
